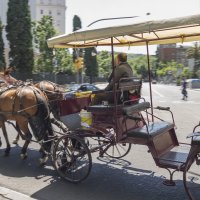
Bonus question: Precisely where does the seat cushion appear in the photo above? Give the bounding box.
[87,104,120,112]
[127,121,174,139]
[192,136,200,145]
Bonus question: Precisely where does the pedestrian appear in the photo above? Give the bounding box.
[181,77,188,100]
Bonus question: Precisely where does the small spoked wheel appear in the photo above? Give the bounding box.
[105,142,131,159]
[53,134,92,183]
[183,153,200,200]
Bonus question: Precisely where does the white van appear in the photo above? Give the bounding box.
[187,79,200,89]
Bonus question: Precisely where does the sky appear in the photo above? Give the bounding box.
[65,0,200,54]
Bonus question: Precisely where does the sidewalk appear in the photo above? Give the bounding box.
[0,186,36,200]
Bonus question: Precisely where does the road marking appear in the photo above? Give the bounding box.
[152,89,164,97]
[172,100,200,104]
[0,186,36,200]
[143,99,200,105]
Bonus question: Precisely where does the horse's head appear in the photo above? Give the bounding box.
[35,80,64,119]
[35,80,64,101]
[0,67,18,85]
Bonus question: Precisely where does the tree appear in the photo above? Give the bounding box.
[53,49,74,75]
[130,55,157,79]
[97,51,112,78]
[84,47,98,83]
[72,15,82,62]
[6,0,33,75]
[32,15,56,72]
[0,19,6,70]
[72,15,83,83]
[187,42,200,78]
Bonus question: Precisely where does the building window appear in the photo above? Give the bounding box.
[40,10,44,14]
[40,0,44,4]
[49,10,52,15]
[57,20,61,27]
[57,10,61,15]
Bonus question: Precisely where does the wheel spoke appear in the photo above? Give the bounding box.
[105,143,131,158]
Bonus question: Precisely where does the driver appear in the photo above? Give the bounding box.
[92,52,134,104]
[105,52,133,91]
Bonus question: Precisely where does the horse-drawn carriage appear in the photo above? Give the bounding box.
[1,14,200,200]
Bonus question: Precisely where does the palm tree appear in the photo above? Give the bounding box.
[187,42,200,78]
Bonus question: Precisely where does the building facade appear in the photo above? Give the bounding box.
[157,44,190,67]
[0,0,66,65]
[29,0,66,34]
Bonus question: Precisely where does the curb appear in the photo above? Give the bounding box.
[0,186,37,200]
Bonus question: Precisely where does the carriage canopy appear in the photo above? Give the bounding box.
[47,14,200,49]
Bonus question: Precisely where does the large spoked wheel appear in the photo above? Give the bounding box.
[104,142,131,159]
[183,153,200,200]
[101,128,132,159]
[53,134,92,183]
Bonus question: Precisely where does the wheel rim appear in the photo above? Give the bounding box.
[105,142,131,158]
[183,154,200,200]
[53,135,92,183]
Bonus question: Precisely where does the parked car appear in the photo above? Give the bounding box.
[64,83,100,99]
[69,83,100,92]
[152,80,157,84]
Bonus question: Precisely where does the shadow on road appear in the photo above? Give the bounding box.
[0,146,188,200]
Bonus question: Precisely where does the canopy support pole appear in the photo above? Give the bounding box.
[146,41,154,121]
[111,37,119,135]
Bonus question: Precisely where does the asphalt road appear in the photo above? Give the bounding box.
[0,83,199,200]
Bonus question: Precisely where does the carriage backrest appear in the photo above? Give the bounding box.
[115,77,142,103]
[118,77,142,92]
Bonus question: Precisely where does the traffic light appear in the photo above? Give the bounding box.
[74,57,84,70]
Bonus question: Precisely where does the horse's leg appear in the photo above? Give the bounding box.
[13,133,20,144]
[39,147,49,166]
[17,120,32,160]
[1,122,11,156]
[12,123,21,145]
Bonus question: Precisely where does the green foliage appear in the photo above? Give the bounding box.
[97,51,112,78]
[6,0,33,74]
[84,47,98,83]
[72,15,82,62]
[129,55,157,79]
[182,67,192,78]
[53,49,74,75]
[0,19,6,70]
[32,15,56,72]
[73,15,82,32]
[156,61,184,77]
[187,42,200,78]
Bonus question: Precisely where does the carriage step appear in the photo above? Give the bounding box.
[157,145,190,170]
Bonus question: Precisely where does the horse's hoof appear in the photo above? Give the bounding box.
[12,139,18,145]
[20,153,28,160]
[39,156,48,166]
[4,147,11,157]
[4,152,10,157]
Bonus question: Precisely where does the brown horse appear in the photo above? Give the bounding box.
[35,80,64,118]
[12,80,65,145]
[0,84,54,162]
